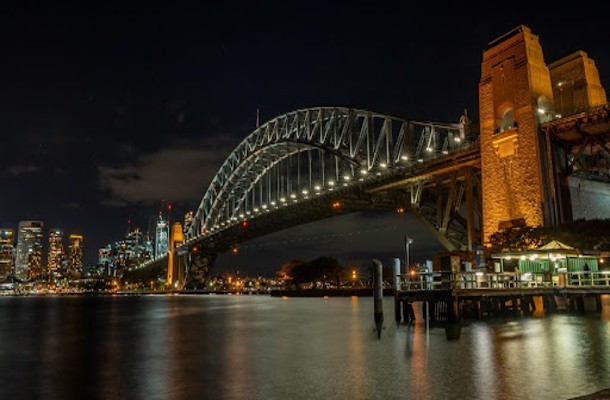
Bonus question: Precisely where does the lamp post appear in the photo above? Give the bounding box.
[405,235,414,274]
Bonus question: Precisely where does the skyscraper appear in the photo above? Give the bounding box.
[0,229,14,281]
[183,211,194,234]
[155,214,169,258]
[48,229,64,278]
[67,234,83,278]
[15,221,44,281]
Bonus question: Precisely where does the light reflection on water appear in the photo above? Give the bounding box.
[0,295,609,400]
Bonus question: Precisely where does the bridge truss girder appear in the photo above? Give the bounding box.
[188,107,466,242]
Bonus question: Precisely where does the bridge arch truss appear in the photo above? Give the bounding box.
[188,107,466,240]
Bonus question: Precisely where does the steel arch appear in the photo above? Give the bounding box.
[188,107,464,239]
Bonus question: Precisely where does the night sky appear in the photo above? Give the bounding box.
[1,2,608,273]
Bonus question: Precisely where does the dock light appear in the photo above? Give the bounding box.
[360,169,368,175]
[425,147,432,152]
[380,163,387,168]
[314,185,321,191]
[328,181,335,186]
[290,193,296,198]
[302,189,308,195]
[401,155,409,161]
[280,197,286,202]
[270,201,276,206]
[262,204,267,209]
[343,175,351,181]
[254,208,259,212]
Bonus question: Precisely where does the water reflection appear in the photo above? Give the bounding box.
[0,296,609,400]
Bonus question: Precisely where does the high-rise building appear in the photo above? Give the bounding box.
[0,229,14,281]
[155,214,169,258]
[67,234,83,278]
[48,229,64,278]
[15,221,44,281]
[183,211,194,234]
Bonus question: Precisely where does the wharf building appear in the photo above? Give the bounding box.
[0,229,14,281]
[47,229,64,279]
[15,221,44,281]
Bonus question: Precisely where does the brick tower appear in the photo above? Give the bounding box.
[479,26,555,243]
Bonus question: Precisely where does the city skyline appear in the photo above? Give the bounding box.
[1,3,608,268]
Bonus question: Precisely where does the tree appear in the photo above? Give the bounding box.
[275,259,306,283]
[291,257,344,288]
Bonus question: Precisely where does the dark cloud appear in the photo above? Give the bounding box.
[5,164,40,176]
[98,142,234,206]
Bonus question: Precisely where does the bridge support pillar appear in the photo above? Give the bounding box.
[185,252,217,289]
[479,26,555,243]
[167,222,184,291]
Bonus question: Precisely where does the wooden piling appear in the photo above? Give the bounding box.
[373,259,383,338]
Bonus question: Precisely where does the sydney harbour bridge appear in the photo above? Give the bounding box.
[125,26,610,289]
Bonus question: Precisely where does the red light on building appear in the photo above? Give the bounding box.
[241,221,248,228]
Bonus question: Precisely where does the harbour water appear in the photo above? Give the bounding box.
[0,295,609,400]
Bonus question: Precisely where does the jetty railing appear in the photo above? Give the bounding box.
[400,270,610,291]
